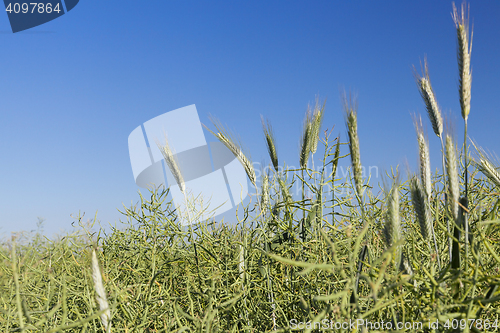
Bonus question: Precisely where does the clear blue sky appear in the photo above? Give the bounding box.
[1,1,499,239]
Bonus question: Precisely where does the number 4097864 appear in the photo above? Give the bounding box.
[5,3,61,14]
[444,319,499,330]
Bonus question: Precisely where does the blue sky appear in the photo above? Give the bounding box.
[1,1,499,239]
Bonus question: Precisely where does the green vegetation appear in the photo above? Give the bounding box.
[1,2,499,332]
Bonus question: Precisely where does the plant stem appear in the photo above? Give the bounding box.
[182,192,202,291]
[440,136,452,263]
[464,119,469,271]
[301,168,306,242]
[12,240,25,331]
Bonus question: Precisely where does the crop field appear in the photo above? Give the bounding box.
[1,2,500,332]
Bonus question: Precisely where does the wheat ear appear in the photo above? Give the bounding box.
[261,116,279,172]
[452,2,472,121]
[310,97,325,155]
[204,118,256,188]
[471,140,500,189]
[414,59,444,138]
[410,177,433,240]
[91,249,111,332]
[299,106,313,169]
[384,181,402,268]
[343,93,363,198]
[415,116,433,202]
[278,177,292,204]
[155,134,185,194]
[477,158,500,189]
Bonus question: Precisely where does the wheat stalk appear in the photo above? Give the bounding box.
[238,243,245,283]
[278,177,292,204]
[446,134,460,221]
[261,116,279,172]
[91,249,111,332]
[415,116,432,201]
[410,176,441,268]
[471,140,500,189]
[453,2,473,270]
[156,132,203,290]
[452,2,473,121]
[330,136,341,225]
[446,134,459,271]
[414,59,444,139]
[299,107,313,169]
[414,114,441,268]
[204,118,257,188]
[384,181,402,268]
[299,106,313,242]
[219,133,257,188]
[11,240,25,330]
[204,117,275,329]
[261,172,269,214]
[310,97,325,155]
[155,134,185,194]
[414,57,449,259]
[477,158,500,189]
[343,93,363,198]
[410,177,433,240]
[343,91,368,309]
